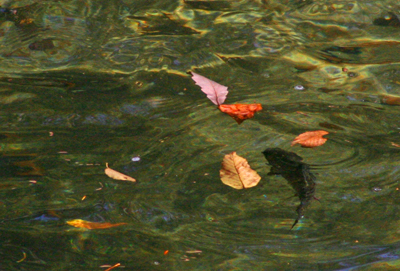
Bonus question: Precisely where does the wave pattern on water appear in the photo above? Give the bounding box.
[1,0,400,270]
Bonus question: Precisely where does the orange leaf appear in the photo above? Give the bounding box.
[67,219,127,229]
[220,152,261,189]
[105,163,136,182]
[291,130,329,148]
[104,263,121,271]
[218,104,262,124]
[392,142,400,148]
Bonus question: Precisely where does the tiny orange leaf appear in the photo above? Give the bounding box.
[105,163,136,182]
[220,152,261,189]
[291,130,329,148]
[391,142,400,148]
[104,263,121,271]
[67,219,127,229]
[218,104,262,124]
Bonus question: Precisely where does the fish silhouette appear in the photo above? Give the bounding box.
[28,38,55,51]
[262,148,317,229]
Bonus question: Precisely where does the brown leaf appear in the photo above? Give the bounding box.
[291,130,329,148]
[105,163,136,182]
[220,152,261,189]
[67,219,127,229]
[391,142,400,148]
[218,104,262,124]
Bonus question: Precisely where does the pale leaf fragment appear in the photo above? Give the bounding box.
[220,152,261,189]
[186,250,203,254]
[105,163,136,182]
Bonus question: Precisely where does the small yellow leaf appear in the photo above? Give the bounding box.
[105,163,136,182]
[220,152,261,189]
[67,219,127,229]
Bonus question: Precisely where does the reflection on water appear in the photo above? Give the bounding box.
[1,0,400,270]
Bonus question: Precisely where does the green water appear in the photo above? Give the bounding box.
[1,0,400,270]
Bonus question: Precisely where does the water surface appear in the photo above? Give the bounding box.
[1,0,400,270]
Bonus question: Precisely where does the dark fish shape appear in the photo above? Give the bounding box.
[29,39,55,51]
[262,148,316,229]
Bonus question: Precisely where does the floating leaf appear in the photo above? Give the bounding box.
[291,130,329,148]
[103,263,121,271]
[220,152,261,189]
[189,72,263,123]
[67,219,127,229]
[189,72,228,106]
[391,142,400,148]
[218,103,262,124]
[105,163,136,182]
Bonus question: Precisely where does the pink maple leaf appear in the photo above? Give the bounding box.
[190,72,228,106]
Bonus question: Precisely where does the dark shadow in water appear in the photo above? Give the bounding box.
[262,148,317,229]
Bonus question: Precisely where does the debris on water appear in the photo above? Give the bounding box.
[348,72,357,77]
[101,263,121,271]
[131,156,141,162]
[372,187,382,192]
[16,251,27,263]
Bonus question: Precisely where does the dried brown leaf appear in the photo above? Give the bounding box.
[105,163,136,182]
[291,130,329,148]
[220,152,261,189]
[392,142,400,148]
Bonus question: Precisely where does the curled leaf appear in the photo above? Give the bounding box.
[67,219,127,229]
[105,163,136,182]
[291,130,329,148]
[189,72,228,106]
[218,104,262,124]
[220,152,261,189]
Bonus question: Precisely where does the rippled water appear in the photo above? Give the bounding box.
[1,0,400,270]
